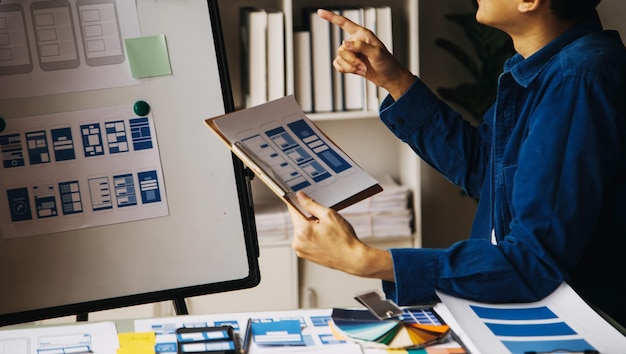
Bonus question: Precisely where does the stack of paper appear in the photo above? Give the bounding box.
[339,175,413,238]
[343,210,413,238]
[253,175,412,241]
[254,200,292,241]
[330,307,451,349]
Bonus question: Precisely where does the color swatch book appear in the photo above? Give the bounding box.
[330,307,462,351]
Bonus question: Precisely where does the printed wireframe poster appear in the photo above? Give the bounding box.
[0,104,169,238]
[0,0,140,99]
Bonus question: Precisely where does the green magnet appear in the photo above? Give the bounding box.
[134,100,150,116]
[0,116,5,133]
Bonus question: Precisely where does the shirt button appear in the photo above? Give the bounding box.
[397,118,405,125]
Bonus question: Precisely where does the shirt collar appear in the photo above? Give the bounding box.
[503,11,604,88]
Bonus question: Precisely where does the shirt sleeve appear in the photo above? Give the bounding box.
[378,79,540,305]
[377,56,625,307]
[379,78,491,198]
[383,241,542,305]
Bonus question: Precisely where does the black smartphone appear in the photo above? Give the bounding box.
[176,326,240,354]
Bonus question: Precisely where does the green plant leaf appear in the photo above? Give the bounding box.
[434,1,515,121]
[437,83,496,124]
[445,13,512,65]
[435,38,481,81]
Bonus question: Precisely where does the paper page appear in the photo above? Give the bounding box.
[0,105,168,239]
[0,0,141,99]
[437,283,626,354]
[0,321,119,354]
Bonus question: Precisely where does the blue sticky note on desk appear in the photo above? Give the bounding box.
[125,34,172,78]
[251,319,305,346]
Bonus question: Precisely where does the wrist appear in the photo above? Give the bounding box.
[352,246,395,282]
[384,71,416,101]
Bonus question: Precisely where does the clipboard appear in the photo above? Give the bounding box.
[205,95,382,219]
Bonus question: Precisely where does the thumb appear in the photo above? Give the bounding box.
[295,191,331,220]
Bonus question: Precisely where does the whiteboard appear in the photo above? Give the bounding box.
[0,0,260,325]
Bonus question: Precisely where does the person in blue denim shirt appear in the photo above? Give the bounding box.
[289,0,626,327]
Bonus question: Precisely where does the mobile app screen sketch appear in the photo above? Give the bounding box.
[0,3,33,75]
[77,0,124,66]
[239,116,355,194]
[31,0,80,71]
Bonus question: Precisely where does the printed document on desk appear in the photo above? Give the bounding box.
[0,321,119,354]
[437,282,626,354]
[134,308,362,353]
[205,95,382,219]
[134,307,468,354]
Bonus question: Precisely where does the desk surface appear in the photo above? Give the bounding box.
[0,306,471,354]
[3,288,625,354]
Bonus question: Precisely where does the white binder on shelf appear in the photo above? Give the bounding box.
[241,7,268,108]
[309,10,334,113]
[266,9,285,101]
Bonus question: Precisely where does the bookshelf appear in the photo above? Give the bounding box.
[183,0,421,311]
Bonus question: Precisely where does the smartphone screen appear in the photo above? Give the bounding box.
[76,0,124,66]
[0,3,34,75]
[30,0,80,71]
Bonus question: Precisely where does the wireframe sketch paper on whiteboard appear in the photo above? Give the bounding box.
[205,95,382,219]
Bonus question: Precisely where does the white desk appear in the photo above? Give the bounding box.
[3,284,626,354]
[0,307,470,354]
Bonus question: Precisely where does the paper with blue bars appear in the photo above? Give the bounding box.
[437,282,626,354]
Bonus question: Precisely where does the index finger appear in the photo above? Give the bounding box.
[317,8,362,35]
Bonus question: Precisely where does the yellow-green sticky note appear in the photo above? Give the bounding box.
[125,34,172,78]
[117,331,156,354]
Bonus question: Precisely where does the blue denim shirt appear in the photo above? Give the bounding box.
[379,12,626,325]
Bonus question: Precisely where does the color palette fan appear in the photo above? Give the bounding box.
[330,307,451,349]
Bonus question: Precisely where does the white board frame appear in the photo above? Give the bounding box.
[0,0,260,325]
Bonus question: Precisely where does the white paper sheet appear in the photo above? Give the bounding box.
[0,0,141,99]
[437,282,626,354]
[0,322,119,354]
[0,105,169,238]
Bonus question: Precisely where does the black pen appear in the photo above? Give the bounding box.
[241,318,253,354]
[524,350,599,354]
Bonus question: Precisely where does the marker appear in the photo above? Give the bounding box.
[524,350,599,354]
[241,318,252,354]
